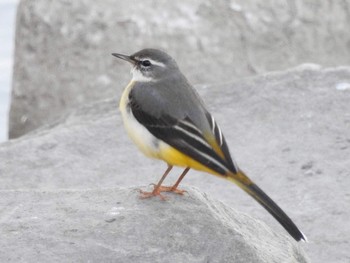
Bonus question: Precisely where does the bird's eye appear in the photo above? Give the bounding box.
[141,60,151,67]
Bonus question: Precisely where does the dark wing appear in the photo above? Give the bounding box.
[204,111,238,173]
[128,83,238,175]
[129,81,307,242]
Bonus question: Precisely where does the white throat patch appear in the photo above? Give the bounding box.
[131,67,153,82]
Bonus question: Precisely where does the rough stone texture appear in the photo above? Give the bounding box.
[0,187,308,263]
[9,0,350,138]
[2,66,350,262]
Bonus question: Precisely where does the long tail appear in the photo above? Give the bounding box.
[227,170,307,242]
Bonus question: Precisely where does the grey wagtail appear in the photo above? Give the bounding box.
[112,48,307,242]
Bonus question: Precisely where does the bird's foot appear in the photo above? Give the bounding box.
[150,184,187,195]
[139,185,187,200]
[139,189,168,201]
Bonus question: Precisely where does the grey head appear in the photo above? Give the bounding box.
[112,48,180,82]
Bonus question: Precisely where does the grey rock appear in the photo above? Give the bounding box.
[0,187,308,263]
[2,66,350,262]
[9,0,350,138]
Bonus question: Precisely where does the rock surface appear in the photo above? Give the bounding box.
[2,66,350,262]
[9,0,350,138]
[0,187,308,263]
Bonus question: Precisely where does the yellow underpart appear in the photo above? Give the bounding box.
[158,142,223,176]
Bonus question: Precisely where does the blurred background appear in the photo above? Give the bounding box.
[3,0,350,141]
[0,0,18,142]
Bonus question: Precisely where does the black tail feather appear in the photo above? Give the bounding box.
[228,171,307,242]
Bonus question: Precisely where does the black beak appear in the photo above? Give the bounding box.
[112,53,135,64]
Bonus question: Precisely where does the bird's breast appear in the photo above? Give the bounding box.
[118,80,223,173]
[119,80,135,113]
[119,80,160,158]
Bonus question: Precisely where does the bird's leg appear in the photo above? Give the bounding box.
[139,165,173,200]
[154,167,190,195]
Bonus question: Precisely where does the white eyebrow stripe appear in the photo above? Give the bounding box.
[142,58,165,67]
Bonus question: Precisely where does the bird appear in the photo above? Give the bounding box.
[112,48,307,242]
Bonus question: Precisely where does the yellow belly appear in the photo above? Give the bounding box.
[158,143,222,176]
[119,80,220,176]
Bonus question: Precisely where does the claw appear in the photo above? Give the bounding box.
[152,185,187,195]
[139,189,168,201]
[138,185,187,200]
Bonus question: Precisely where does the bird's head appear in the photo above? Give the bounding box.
[112,48,179,82]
